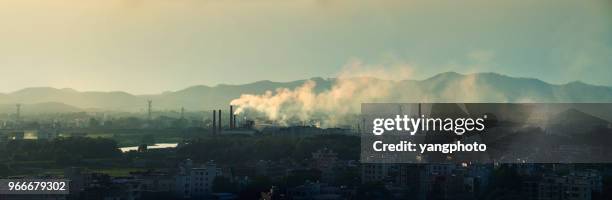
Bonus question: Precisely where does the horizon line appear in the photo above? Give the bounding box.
[1,71,607,95]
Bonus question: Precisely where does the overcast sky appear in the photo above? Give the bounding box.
[0,0,611,94]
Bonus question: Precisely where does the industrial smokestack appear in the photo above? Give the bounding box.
[230,105,234,129]
[362,118,366,134]
[212,110,217,135]
[233,114,237,129]
[218,109,222,133]
[147,100,152,121]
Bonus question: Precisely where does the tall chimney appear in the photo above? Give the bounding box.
[233,114,237,129]
[212,110,216,135]
[230,105,234,129]
[362,118,366,133]
[218,109,222,133]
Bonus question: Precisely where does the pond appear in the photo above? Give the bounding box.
[119,143,178,153]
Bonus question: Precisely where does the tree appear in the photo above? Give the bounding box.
[356,182,391,200]
[212,176,238,193]
[140,134,156,145]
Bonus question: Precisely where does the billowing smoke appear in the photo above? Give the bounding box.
[230,61,414,127]
[229,61,540,127]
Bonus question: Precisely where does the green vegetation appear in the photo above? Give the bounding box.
[91,168,152,177]
[0,133,359,177]
[176,134,360,164]
[0,137,124,176]
[81,131,184,147]
[4,137,121,162]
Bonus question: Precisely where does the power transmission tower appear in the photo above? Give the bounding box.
[147,100,152,121]
[16,104,21,124]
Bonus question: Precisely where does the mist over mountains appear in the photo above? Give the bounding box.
[1,72,612,114]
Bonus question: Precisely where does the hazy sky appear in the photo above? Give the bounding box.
[1,0,611,94]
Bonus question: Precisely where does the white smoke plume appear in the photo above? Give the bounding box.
[230,60,414,127]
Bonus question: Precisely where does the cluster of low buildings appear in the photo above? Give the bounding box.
[61,159,227,200]
[522,170,603,200]
[0,129,60,142]
[361,162,606,200]
[361,163,491,199]
[0,148,608,200]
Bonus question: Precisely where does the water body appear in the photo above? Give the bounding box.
[119,143,178,153]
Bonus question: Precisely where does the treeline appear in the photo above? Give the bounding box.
[1,137,122,162]
[176,134,360,164]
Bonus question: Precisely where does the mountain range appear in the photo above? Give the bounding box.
[1,72,612,114]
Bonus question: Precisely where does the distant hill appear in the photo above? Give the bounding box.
[549,108,610,126]
[0,102,82,114]
[0,72,611,113]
